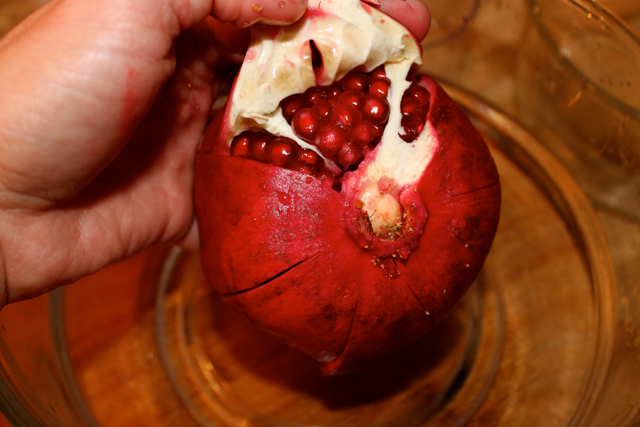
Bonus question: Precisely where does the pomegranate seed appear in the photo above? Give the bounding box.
[396,83,430,143]
[266,137,297,168]
[281,95,305,122]
[312,99,334,123]
[363,96,390,124]
[296,148,322,167]
[304,87,325,105]
[362,143,376,157]
[292,108,322,143]
[371,123,384,143]
[370,65,386,79]
[400,126,418,142]
[349,120,376,147]
[290,161,316,176]
[341,71,369,91]
[338,89,366,109]
[326,83,343,101]
[337,143,363,169]
[316,170,335,188]
[406,84,431,108]
[230,131,252,157]
[316,125,345,158]
[369,77,390,98]
[249,133,271,162]
[331,103,362,131]
[401,97,422,119]
[400,115,424,142]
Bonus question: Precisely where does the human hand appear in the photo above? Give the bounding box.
[0,0,430,308]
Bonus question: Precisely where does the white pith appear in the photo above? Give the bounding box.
[226,0,437,235]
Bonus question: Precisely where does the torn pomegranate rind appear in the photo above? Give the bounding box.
[195,0,501,375]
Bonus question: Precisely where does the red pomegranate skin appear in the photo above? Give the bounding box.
[194,75,501,375]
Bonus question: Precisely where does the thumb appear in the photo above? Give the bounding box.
[212,0,307,28]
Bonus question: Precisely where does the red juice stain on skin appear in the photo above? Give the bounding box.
[120,66,139,135]
[306,8,329,19]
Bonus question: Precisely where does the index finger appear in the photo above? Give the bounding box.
[212,0,307,28]
[376,0,431,41]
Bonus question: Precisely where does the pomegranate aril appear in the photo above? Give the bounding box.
[362,143,376,158]
[341,71,369,91]
[304,87,325,105]
[338,89,366,109]
[316,124,345,158]
[371,123,384,143]
[370,65,386,79]
[397,83,431,143]
[400,115,424,142]
[266,137,297,168]
[368,77,390,98]
[326,83,343,101]
[290,161,316,176]
[292,108,322,143]
[400,127,418,143]
[312,99,334,123]
[349,120,376,147]
[230,131,251,157]
[296,148,322,167]
[249,133,271,162]
[363,96,390,124]
[331,103,362,131]
[315,170,335,188]
[337,142,363,169]
[406,84,430,108]
[401,97,422,118]
[281,95,305,122]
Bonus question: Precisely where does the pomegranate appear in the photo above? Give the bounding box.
[195,0,501,375]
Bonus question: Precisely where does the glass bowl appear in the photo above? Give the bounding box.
[0,0,639,426]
